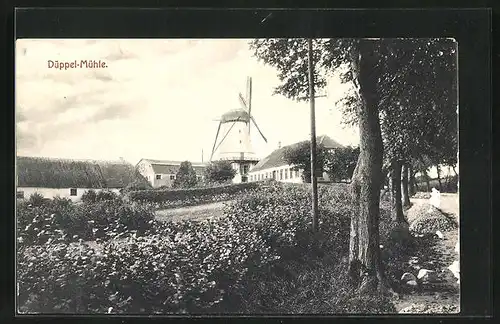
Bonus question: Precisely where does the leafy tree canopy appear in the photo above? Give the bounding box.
[283,141,327,183]
[325,146,360,183]
[174,161,198,188]
[204,160,236,184]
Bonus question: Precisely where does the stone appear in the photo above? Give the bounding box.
[401,272,417,282]
[429,188,441,209]
[417,269,438,283]
[406,280,418,287]
[435,230,444,239]
[448,260,460,280]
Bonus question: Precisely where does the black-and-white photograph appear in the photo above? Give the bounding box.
[16,37,459,314]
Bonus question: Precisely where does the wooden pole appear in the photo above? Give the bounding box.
[308,38,319,232]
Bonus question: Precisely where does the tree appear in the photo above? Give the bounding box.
[380,39,457,210]
[251,38,388,293]
[204,160,236,184]
[283,141,327,183]
[325,146,360,183]
[173,161,198,188]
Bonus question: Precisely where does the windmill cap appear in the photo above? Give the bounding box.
[220,109,250,123]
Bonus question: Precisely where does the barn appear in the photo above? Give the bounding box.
[136,159,207,189]
[248,135,344,183]
[16,156,149,201]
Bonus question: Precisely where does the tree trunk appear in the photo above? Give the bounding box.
[390,160,405,223]
[347,40,386,294]
[409,165,417,196]
[424,171,431,192]
[436,166,442,191]
[401,163,411,208]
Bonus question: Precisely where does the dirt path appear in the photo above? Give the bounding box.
[394,194,460,314]
[155,201,227,222]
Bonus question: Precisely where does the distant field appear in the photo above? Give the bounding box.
[155,201,227,222]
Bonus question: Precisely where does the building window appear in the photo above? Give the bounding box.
[170,175,175,180]
[279,170,283,180]
[156,174,162,180]
[16,191,24,199]
[70,188,77,196]
[295,170,300,178]
[284,169,289,180]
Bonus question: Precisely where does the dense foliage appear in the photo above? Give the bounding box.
[127,182,260,209]
[17,182,396,314]
[174,161,199,189]
[325,146,360,182]
[282,141,328,183]
[203,160,236,184]
[17,193,155,246]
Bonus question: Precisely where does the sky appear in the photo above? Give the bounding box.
[15,39,359,165]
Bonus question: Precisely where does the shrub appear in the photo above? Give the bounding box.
[17,197,155,246]
[95,190,119,202]
[17,216,278,314]
[17,181,396,314]
[27,192,51,207]
[81,190,98,204]
[128,182,260,209]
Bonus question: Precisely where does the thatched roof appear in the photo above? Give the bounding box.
[16,156,149,189]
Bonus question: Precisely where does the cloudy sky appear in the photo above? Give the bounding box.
[15,39,358,165]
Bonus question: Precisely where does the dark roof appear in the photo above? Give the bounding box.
[250,135,343,173]
[17,156,148,188]
[151,163,205,176]
[220,109,250,123]
[317,135,343,149]
[138,159,206,176]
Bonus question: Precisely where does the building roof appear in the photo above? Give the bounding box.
[250,135,343,173]
[17,156,148,189]
[220,109,250,123]
[151,163,206,176]
[138,158,206,167]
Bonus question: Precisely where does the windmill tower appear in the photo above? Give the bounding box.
[210,77,268,183]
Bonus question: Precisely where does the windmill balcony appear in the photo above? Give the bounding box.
[217,155,260,162]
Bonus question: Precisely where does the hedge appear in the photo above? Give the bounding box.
[17,195,155,246]
[127,182,261,208]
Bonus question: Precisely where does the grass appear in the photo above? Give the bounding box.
[155,201,226,222]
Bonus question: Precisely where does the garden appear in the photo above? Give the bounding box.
[17,182,410,314]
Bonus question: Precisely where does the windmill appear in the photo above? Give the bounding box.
[210,77,268,183]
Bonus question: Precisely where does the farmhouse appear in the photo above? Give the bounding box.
[16,156,148,201]
[136,159,207,188]
[248,135,343,183]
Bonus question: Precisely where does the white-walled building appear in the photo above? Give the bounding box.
[16,156,147,201]
[248,135,343,183]
[136,159,207,188]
